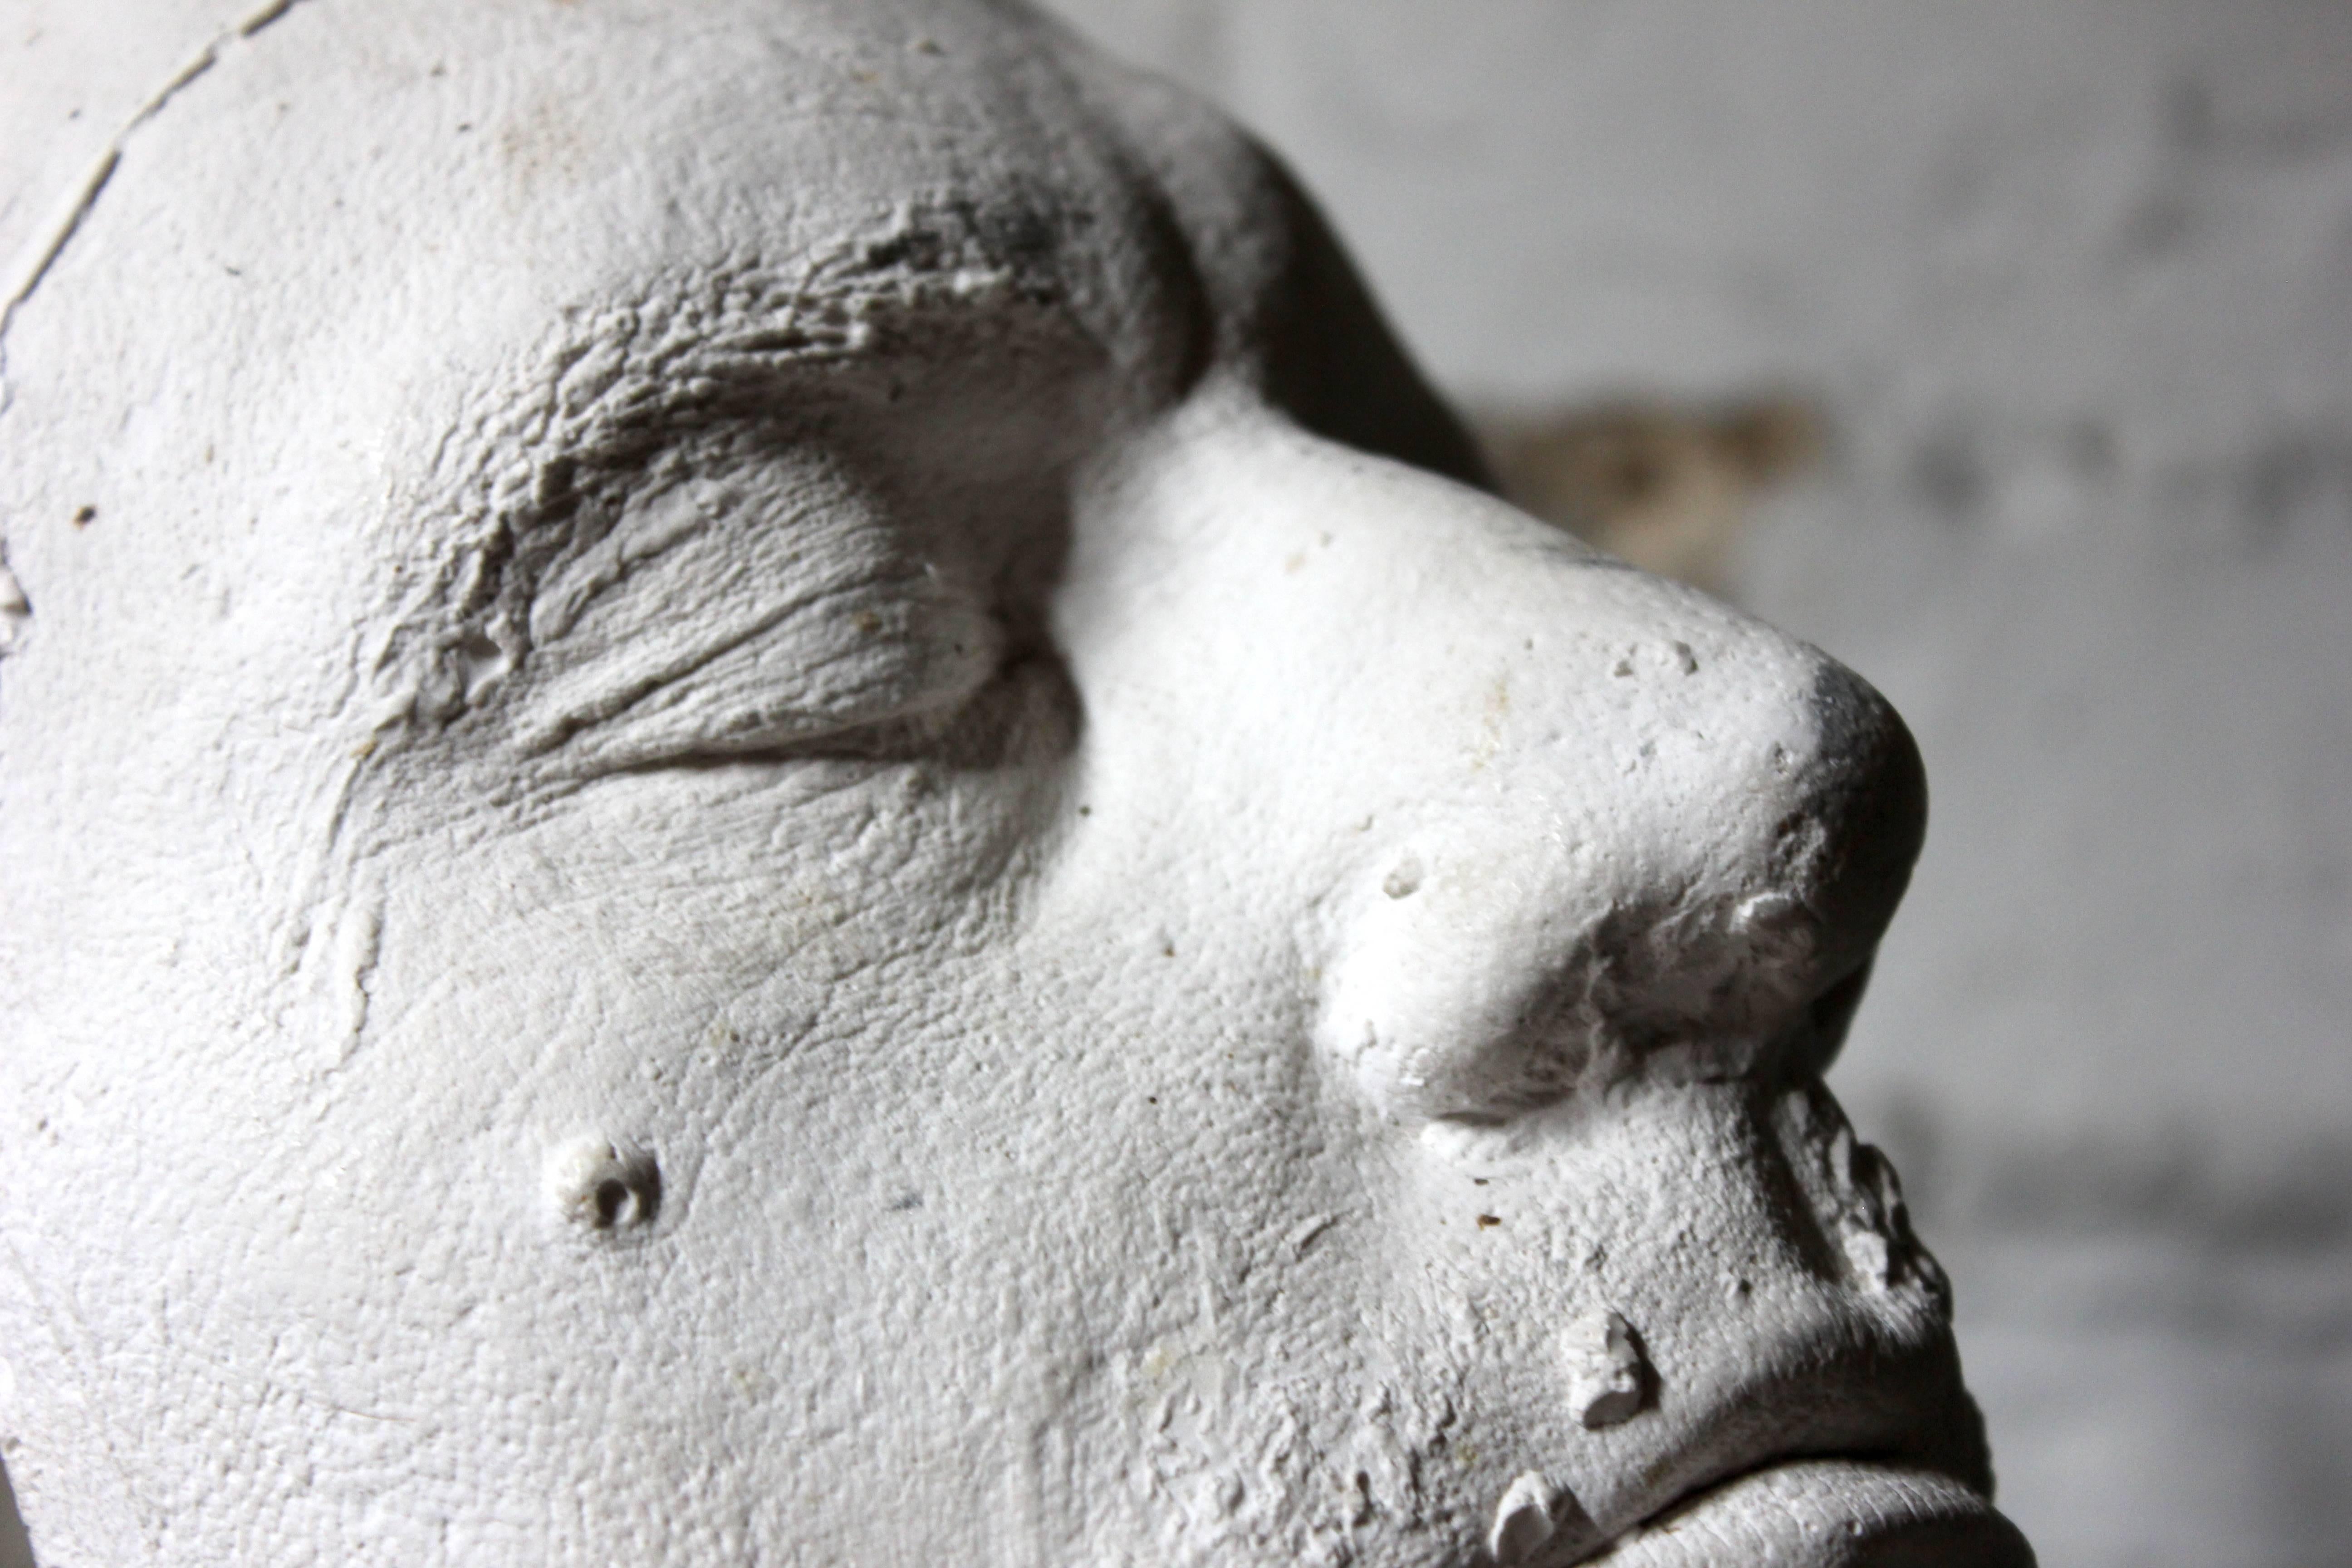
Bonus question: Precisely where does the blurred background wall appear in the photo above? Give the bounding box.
[1033,2,2352,1563]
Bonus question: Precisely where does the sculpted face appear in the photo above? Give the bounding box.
[0,2,2024,1563]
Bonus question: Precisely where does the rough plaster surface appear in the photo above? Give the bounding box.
[1028,2,2352,1561]
[0,2,2023,1563]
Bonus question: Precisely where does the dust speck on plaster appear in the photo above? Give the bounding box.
[0,559,29,652]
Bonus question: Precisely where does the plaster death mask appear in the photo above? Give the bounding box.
[0,2,2030,1563]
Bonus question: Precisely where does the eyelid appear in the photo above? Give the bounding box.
[510,466,1003,768]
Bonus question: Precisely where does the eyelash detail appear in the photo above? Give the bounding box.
[507,466,1004,769]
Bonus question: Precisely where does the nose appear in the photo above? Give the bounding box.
[1055,392,1987,1560]
[1317,633,1922,1123]
[1063,394,1926,1124]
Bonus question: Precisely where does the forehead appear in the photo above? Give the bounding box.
[6,0,1133,251]
[5,0,1191,459]
[0,0,1224,676]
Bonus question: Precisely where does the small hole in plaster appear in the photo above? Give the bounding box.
[546,1136,662,1235]
[594,1178,641,1228]
[1382,856,1423,899]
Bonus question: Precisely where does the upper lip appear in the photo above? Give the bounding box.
[1577,1455,2033,1568]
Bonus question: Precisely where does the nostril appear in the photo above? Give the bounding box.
[1790,662,1928,979]
[1812,965,1871,1035]
[1788,960,1874,1078]
[1317,853,1852,1125]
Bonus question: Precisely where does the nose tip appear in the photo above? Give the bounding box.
[1299,478,1928,1123]
[1787,658,1930,999]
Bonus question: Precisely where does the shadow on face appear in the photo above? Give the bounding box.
[0,3,2017,1565]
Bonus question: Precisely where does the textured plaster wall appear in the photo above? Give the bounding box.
[1033,3,2352,1564]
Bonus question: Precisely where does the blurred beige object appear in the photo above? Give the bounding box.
[1480,398,1819,594]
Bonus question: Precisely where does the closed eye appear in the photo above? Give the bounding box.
[512,453,1003,772]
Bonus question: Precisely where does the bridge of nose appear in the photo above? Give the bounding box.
[1071,402,1838,824]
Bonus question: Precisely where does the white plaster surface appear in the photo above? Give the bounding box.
[0,3,2019,1564]
[1029,1,2352,1561]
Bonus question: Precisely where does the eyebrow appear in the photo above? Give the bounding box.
[371,205,1078,735]
[431,201,1078,523]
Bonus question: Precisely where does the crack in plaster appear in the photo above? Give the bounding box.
[0,0,320,409]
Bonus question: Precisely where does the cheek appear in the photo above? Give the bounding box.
[353,701,1070,1097]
